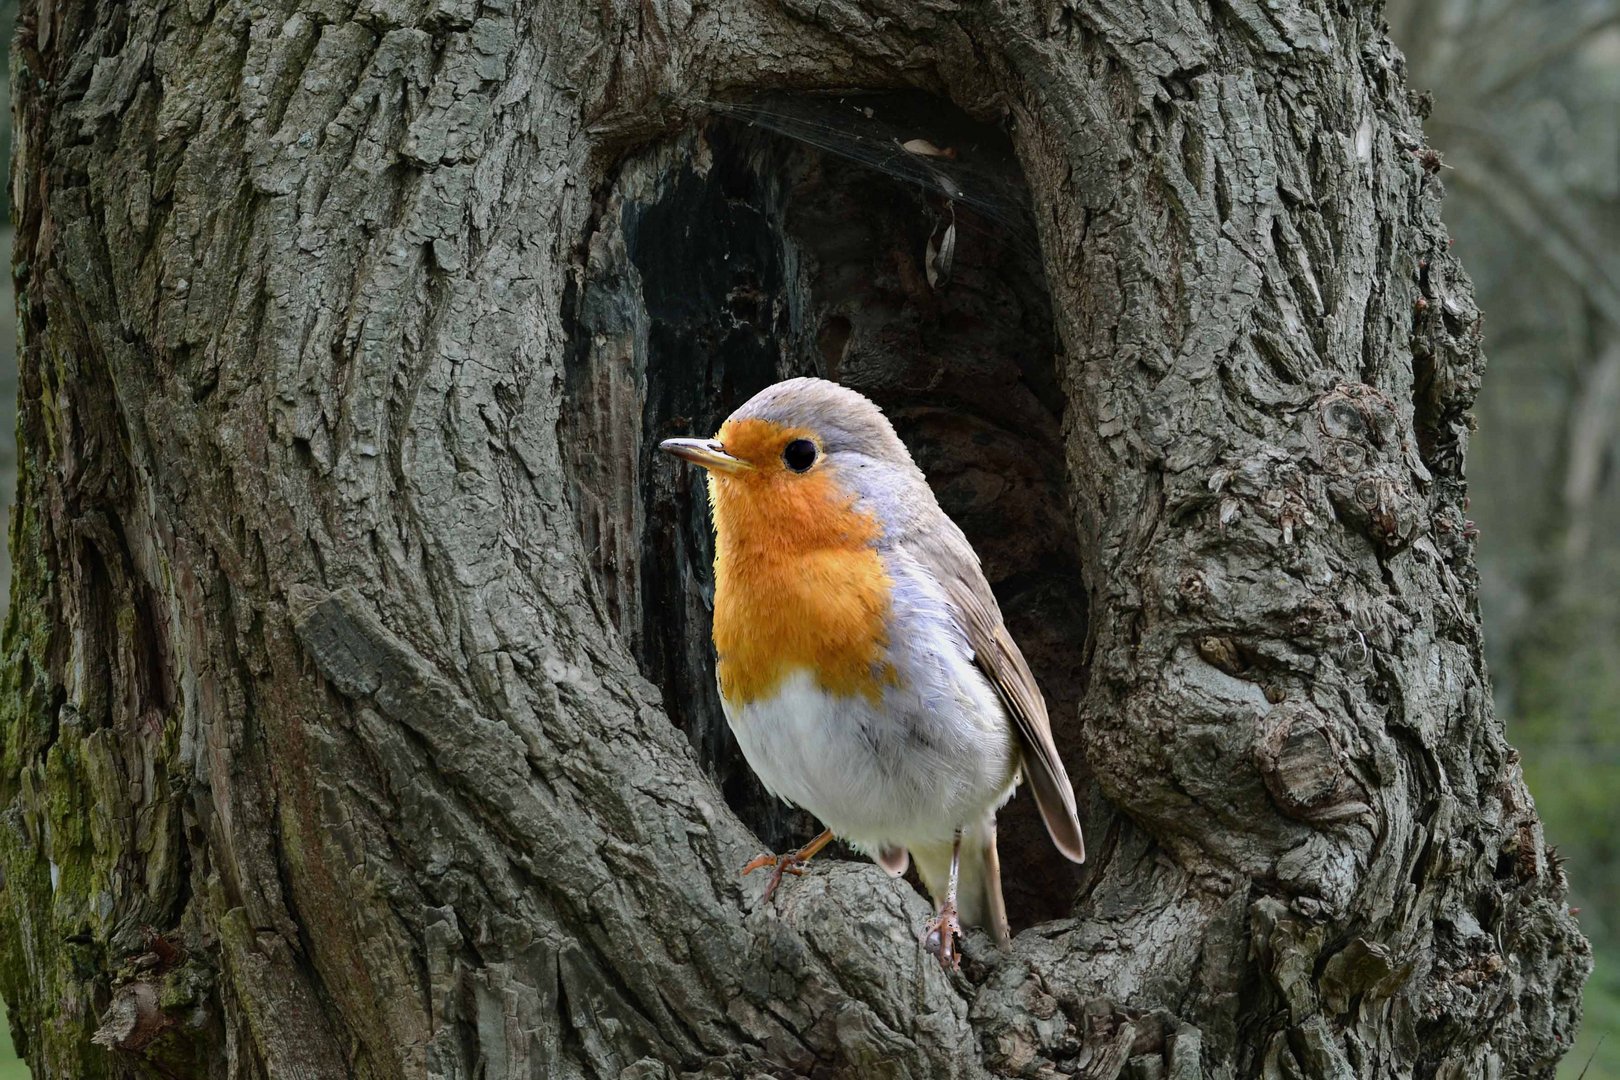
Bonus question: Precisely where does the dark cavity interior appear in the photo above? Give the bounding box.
[562,93,1091,929]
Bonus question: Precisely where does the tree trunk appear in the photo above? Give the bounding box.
[0,0,1589,1077]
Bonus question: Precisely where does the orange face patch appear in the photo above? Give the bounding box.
[707,419,898,706]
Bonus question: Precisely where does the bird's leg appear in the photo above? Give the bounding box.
[921,829,964,970]
[741,828,835,902]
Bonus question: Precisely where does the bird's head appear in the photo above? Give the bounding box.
[659,377,928,548]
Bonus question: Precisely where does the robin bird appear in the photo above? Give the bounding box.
[660,377,1084,968]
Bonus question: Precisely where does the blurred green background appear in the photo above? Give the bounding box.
[1387,2,1620,1075]
[0,1,1612,1078]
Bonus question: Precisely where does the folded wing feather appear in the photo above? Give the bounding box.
[903,526,1086,864]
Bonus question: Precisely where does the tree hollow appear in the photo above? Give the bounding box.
[562,93,1092,928]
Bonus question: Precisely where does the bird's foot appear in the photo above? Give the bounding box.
[741,850,812,902]
[920,900,963,971]
[741,829,834,903]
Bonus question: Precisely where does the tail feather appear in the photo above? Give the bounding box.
[911,819,1010,947]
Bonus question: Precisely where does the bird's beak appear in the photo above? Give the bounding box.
[659,437,752,474]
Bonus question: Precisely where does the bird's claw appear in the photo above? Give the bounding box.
[741,851,811,902]
[921,901,962,971]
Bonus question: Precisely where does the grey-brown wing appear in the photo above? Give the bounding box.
[905,527,1086,863]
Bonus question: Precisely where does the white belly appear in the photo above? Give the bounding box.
[722,657,1018,855]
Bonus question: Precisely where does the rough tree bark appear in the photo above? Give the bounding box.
[0,0,1590,1077]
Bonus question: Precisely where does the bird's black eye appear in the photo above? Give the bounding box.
[782,439,818,473]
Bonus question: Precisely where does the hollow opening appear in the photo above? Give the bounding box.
[562,93,1091,929]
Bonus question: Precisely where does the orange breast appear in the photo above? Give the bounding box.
[709,453,897,707]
